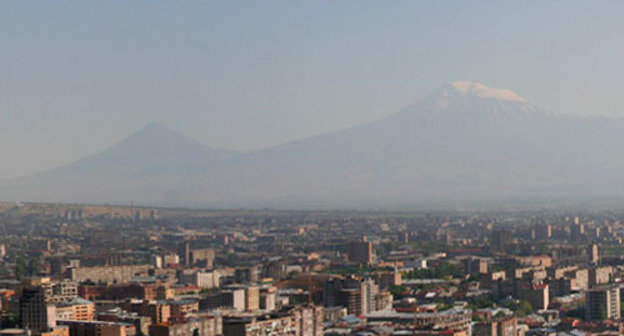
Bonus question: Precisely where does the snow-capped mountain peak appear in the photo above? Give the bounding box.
[447,81,526,101]
[426,81,527,109]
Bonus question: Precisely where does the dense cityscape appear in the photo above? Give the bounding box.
[0,204,624,336]
[6,2,624,336]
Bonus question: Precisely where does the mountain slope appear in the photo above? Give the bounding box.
[2,122,237,205]
[5,82,624,209]
[201,82,624,207]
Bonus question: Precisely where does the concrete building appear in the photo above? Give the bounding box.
[221,289,246,311]
[223,314,295,336]
[178,271,220,289]
[262,258,286,281]
[148,315,221,336]
[463,257,488,275]
[178,243,215,268]
[20,287,57,333]
[571,222,585,242]
[244,287,259,311]
[140,301,170,324]
[259,287,276,311]
[362,278,378,315]
[490,230,512,253]
[586,284,620,321]
[169,300,199,318]
[54,298,95,321]
[338,287,364,316]
[365,308,472,335]
[222,305,323,336]
[292,305,323,336]
[347,239,374,265]
[589,266,611,287]
[68,265,151,284]
[372,270,402,291]
[162,254,179,267]
[322,277,382,316]
[189,249,216,269]
[97,310,152,336]
[588,242,599,265]
[151,255,163,269]
[234,267,259,284]
[474,316,518,336]
[517,283,549,311]
[121,300,170,324]
[374,292,393,311]
[57,320,132,336]
[42,281,78,303]
[533,223,552,240]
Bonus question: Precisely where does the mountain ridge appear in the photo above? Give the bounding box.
[5,81,624,209]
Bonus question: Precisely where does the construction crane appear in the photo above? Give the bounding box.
[276,274,318,304]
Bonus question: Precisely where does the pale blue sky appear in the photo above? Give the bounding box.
[2,1,624,178]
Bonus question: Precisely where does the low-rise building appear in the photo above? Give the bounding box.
[148,315,221,336]
[55,298,95,321]
[57,320,134,336]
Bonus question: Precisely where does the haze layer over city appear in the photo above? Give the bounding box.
[5,3,624,336]
[4,1,624,209]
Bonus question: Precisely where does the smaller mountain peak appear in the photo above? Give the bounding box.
[131,122,189,140]
[125,122,193,145]
[138,121,171,133]
[446,81,526,102]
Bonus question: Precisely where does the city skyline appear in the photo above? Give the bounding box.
[5,2,624,336]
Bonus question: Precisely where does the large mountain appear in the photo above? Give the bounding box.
[5,81,624,209]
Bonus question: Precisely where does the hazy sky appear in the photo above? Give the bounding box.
[3,1,624,179]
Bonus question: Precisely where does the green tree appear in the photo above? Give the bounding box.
[502,299,533,317]
[27,258,39,276]
[599,307,607,320]
[192,328,199,336]
[389,284,407,297]
[513,300,533,317]
[14,257,26,280]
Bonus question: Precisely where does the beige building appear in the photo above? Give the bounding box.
[148,315,221,336]
[68,265,151,284]
[170,300,199,318]
[221,289,246,311]
[179,271,220,289]
[588,243,599,264]
[121,300,171,324]
[589,266,611,287]
[244,287,259,311]
[55,298,95,321]
[57,320,132,336]
[222,305,323,336]
[259,287,276,311]
[474,316,518,336]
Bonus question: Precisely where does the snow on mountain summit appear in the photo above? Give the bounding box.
[448,81,526,102]
[417,81,528,110]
